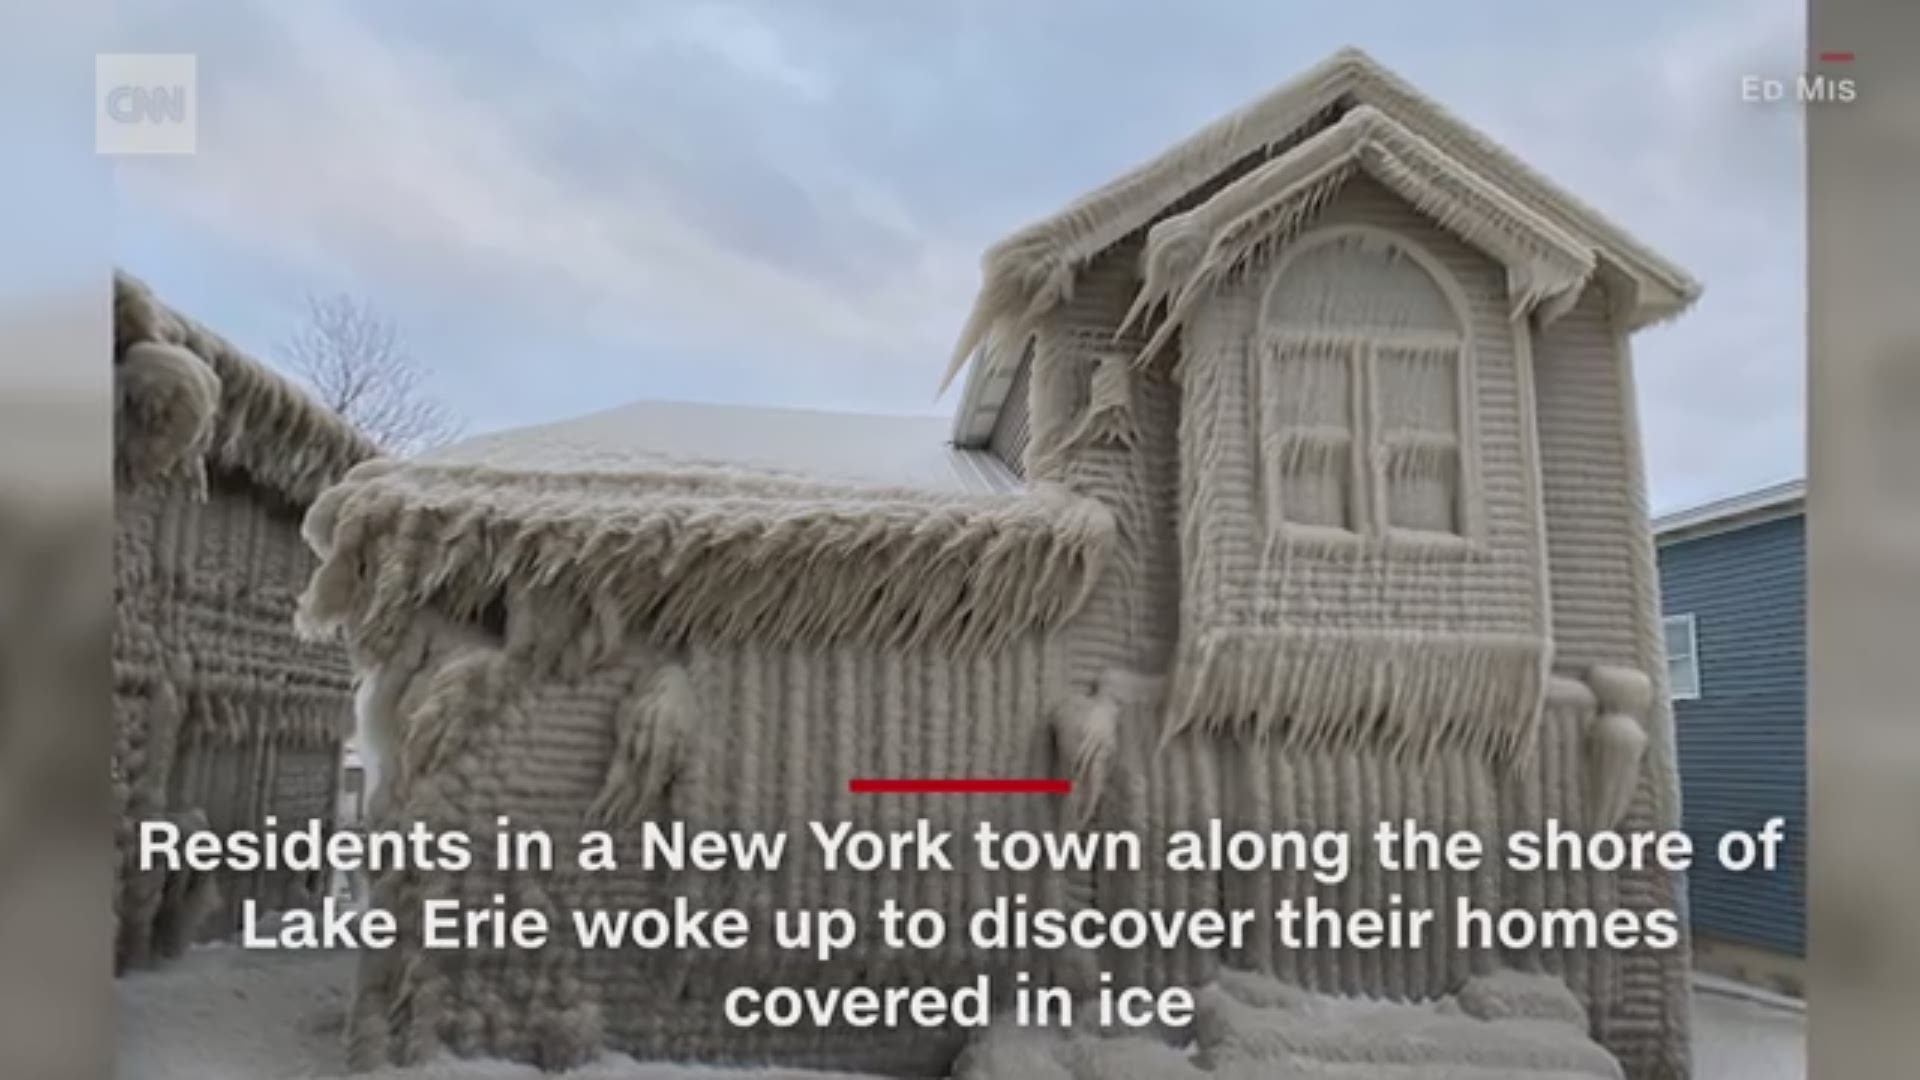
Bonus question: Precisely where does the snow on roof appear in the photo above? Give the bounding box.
[298,399,1104,659]
[428,398,1020,494]
[1121,105,1600,367]
[299,454,1111,660]
[114,272,379,504]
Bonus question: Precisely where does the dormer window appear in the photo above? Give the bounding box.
[1256,226,1479,545]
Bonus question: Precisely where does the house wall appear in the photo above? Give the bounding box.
[113,483,189,963]
[1657,513,1807,958]
[1025,176,1689,1079]
[348,628,1076,1076]
[1530,279,1691,1080]
[1534,289,1644,670]
[112,472,354,968]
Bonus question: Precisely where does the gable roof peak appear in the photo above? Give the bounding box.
[944,46,1702,441]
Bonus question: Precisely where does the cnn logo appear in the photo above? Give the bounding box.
[96,54,196,155]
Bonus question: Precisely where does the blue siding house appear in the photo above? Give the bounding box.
[1654,480,1806,965]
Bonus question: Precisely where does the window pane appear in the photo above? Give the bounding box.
[1263,339,1357,531]
[1667,656,1699,699]
[1263,232,1459,331]
[1273,431,1351,529]
[1383,438,1458,533]
[1377,344,1460,433]
[1376,344,1464,536]
[1266,338,1351,427]
[1662,615,1696,661]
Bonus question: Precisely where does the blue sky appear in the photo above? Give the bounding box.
[107,0,1804,513]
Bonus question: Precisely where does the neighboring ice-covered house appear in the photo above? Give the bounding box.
[112,272,377,970]
[299,49,1700,1078]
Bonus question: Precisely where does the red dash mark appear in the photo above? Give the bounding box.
[849,778,1072,794]
[1819,51,1855,62]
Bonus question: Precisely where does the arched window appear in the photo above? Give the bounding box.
[1256,226,1476,541]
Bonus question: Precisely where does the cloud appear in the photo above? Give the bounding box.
[666,4,833,101]
[112,0,1805,514]
[1620,2,1807,513]
[115,2,963,388]
[1452,0,1805,512]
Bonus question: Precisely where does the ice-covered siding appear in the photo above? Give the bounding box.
[1017,174,1687,1078]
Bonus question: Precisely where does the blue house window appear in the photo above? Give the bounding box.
[1663,613,1700,700]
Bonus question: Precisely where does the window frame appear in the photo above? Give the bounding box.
[1254,225,1483,548]
[1663,612,1701,701]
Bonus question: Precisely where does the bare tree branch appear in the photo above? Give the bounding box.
[280,293,464,455]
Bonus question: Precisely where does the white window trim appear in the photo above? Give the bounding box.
[1664,612,1701,701]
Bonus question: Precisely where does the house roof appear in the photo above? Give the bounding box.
[298,454,1112,660]
[1653,479,1804,543]
[1123,105,1600,367]
[297,394,1101,660]
[114,272,378,506]
[426,398,1020,494]
[945,47,1703,446]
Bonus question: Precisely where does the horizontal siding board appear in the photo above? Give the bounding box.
[1657,513,1806,955]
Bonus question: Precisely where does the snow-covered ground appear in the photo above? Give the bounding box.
[1691,977,1807,1080]
[116,947,1806,1079]
[113,947,875,1080]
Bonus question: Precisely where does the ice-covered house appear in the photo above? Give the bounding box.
[112,272,377,969]
[300,49,1699,1078]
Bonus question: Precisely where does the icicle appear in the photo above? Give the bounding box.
[1059,353,1140,450]
[588,662,697,827]
[1125,104,1599,364]
[1050,684,1119,831]
[1535,281,1585,327]
[1121,219,1209,340]
[297,458,1118,663]
[1161,630,1548,768]
[1584,665,1651,829]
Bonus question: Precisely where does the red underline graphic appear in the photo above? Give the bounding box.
[1819,51,1855,62]
[849,778,1072,794]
